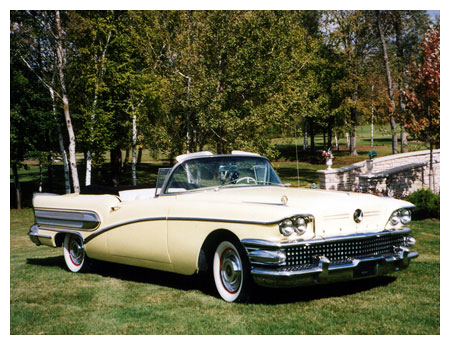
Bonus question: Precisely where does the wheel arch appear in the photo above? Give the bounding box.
[55,232,65,247]
[197,228,242,274]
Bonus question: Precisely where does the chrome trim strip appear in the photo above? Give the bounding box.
[34,209,100,231]
[241,228,411,249]
[323,213,349,218]
[35,227,84,239]
[83,214,315,244]
[248,250,286,266]
[84,217,166,243]
[34,233,52,239]
[242,201,287,206]
[168,214,314,225]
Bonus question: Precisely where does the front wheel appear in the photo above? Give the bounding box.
[63,234,89,273]
[213,239,251,302]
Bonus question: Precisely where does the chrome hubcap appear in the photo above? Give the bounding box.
[220,248,242,293]
[69,237,83,265]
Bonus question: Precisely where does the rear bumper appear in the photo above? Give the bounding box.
[242,229,418,288]
[28,224,53,246]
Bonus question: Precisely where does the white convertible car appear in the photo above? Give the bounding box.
[29,151,418,302]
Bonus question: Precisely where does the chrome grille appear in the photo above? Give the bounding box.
[285,234,406,266]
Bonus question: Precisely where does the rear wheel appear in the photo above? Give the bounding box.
[212,239,251,302]
[63,234,89,273]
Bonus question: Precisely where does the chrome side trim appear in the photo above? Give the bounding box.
[248,250,287,266]
[83,214,314,244]
[35,227,84,239]
[168,214,313,225]
[34,209,100,231]
[242,228,411,249]
[83,217,166,243]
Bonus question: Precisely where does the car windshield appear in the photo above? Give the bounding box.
[164,156,282,194]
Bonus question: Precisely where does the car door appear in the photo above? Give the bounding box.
[106,197,172,264]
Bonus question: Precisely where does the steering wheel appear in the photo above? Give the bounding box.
[235,177,257,185]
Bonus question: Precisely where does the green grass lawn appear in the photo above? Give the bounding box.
[10,208,440,334]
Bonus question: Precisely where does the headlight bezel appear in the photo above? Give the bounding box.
[279,215,312,237]
[399,208,412,224]
[387,207,413,229]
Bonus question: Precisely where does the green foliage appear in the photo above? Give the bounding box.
[406,189,440,220]
[10,10,438,186]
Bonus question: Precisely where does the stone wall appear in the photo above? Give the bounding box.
[318,149,440,197]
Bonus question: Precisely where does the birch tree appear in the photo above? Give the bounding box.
[11,10,73,193]
[55,10,80,193]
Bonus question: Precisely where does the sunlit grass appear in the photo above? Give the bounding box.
[11,209,439,334]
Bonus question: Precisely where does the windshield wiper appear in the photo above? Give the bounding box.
[218,181,288,188]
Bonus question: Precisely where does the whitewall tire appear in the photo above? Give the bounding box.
[63,234,88,273]
[213,240,251,302]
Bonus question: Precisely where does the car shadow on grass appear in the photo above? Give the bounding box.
[26,256,67,270]
[27,255,397,304]
[251,276,397,305]
[26,255,216,296]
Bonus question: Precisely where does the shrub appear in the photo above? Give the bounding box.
[406,189,440,220]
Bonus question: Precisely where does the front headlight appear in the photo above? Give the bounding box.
[279,216,310,237]
[399,208,412,224]
[292,217,307,235]
[388,208,412,227]
[389,210,400,226]
[279,219,295,236]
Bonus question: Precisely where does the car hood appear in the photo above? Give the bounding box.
[167,186,413,237]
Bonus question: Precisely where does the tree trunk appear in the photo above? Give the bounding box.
[303,120,308,150]
[132,112,137,186]
[394,13,408,154]
[377,10,398,154]
[56,10,80,193]
[86,30,111,186]
[309,118,315,152]
[49,77,71,194]
[327,122,332,149]
[428,105,434,192]
[47,153,53,191]
[334,129,339,151]
[349,108,358,156]
[124,149,130,166]
[137,147,143,164]
[401,128,408,153]
[39,160,43,192]
[12,163,21,211]
[371,85,374,150]
[110,148,122,186]
[86,151,92,186]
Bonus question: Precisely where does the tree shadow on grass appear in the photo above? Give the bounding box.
[27,255,396,304]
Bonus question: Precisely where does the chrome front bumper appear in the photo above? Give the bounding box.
[242,229,418,288]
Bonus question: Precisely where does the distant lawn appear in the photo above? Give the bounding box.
[11,209,439,334]
[11,124,432,205]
